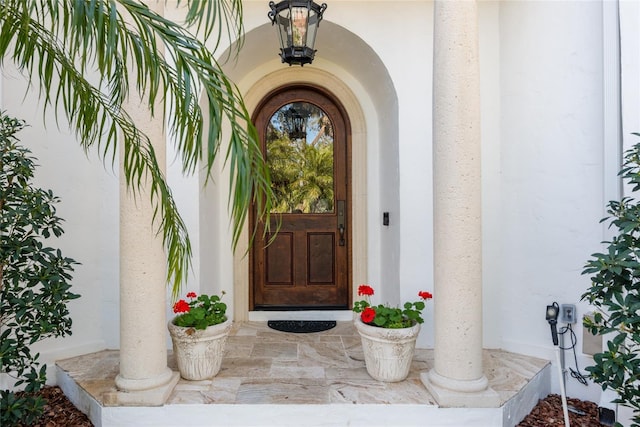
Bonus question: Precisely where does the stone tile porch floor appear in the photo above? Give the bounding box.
[56,321,551,427]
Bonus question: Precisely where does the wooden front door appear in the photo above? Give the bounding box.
[251,86,351,310]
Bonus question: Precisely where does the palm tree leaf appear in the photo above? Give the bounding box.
[0,0,273,297]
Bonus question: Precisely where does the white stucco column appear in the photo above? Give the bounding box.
[421,0,499,407]
[112,1,179,405]
[113,129,178,404]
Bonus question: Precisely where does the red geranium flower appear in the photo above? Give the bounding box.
[353,285,432,328]
[173,299,191,313]
[186,291,197,299]
[418,291,433,300]
[358,284,374,297]
[361,307,376,323]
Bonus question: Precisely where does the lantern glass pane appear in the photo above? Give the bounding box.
[290,6,309,47]
[275,15,291,48]
[305,9,319,48]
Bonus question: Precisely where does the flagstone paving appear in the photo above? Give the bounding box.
[57,321,548,410]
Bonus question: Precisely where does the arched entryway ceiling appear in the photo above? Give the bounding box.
[221,20,398,122]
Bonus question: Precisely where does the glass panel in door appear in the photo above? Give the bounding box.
[266,102,334,214]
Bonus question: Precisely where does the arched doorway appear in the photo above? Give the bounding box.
[250,85,352,310]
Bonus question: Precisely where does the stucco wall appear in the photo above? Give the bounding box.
[497,0,606,402]
[0,64,116,386]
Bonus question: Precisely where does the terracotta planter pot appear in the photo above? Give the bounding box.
[354,318,420,382]
[167,318,232,380]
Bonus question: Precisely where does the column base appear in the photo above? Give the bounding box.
[107,368,179,406]
[421,369,501,408]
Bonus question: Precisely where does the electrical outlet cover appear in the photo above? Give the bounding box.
[561,304,577,324]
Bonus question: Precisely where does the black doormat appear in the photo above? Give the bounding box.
[267,320,336,333]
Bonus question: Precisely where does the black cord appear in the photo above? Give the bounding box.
[558,323,589,386]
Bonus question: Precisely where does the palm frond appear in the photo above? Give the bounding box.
[0,0,273,298]
[177,0,245,56]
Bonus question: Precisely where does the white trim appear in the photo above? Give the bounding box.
[603,0,622,218]
[620,0,640,157]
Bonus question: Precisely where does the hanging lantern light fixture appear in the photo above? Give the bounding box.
[268,1,327,66]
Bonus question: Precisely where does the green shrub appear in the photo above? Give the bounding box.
[582,136,640,427]
[0,112,80,426]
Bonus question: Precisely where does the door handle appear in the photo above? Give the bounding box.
[337,200,345,246]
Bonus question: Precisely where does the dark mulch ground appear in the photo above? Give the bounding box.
[518,394,606,427]
[20,388,605,427]
[16,386,93,427]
